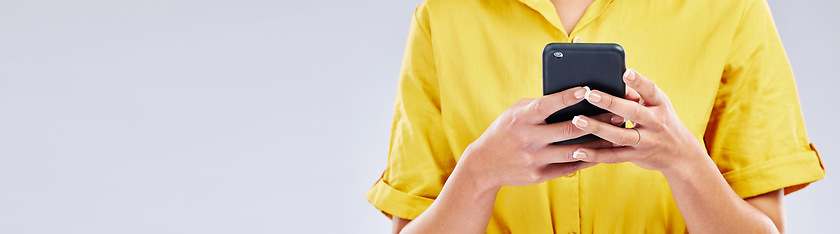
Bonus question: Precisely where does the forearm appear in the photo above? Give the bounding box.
[399,163,499,234]
[661,154,779,234]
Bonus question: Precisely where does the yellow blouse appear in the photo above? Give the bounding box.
[366,0,825,233]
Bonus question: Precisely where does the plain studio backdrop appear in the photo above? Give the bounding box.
[0,0,836,233]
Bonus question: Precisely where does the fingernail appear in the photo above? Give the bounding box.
[624,69,636,81]
[574,87,585,99]
[582,86,592,101]
[572,115,588,128]
[586,91,601,103]
[572,150,587,159]
[611,115,625,124]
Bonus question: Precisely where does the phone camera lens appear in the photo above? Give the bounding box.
[553,51,563,58]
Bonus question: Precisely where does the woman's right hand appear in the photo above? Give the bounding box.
[399,87,625,234]
[458,87,624,190]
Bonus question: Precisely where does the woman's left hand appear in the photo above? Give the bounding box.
[569,69,708,173]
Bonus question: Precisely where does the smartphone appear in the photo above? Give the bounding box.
[542,43,626,145]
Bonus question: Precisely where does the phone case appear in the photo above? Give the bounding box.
[543,43,626,145]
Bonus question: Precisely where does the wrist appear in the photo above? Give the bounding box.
[453,156,502,196]
[454,147,502,197]
[659,150,714,181]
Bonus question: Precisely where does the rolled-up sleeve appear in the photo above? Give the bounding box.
[704,0,825,199]
[365,1,456,220]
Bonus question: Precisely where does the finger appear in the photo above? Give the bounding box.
[571,147,637,164]
[592,112,627,126]
[534,113,625,144]
[625,84,642,103]
[523,87,586,123]
[584,88,656,126]
[536,139,614,164]
[572,115,641,146]
[623,69,664,106]
[540,161,599,179]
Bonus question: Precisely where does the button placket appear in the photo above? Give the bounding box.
[551,170,581,233]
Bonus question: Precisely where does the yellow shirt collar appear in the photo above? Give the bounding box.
[517,0,614,36]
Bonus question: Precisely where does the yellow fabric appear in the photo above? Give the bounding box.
[366,0,826,233]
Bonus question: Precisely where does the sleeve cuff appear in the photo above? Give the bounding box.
[365,178,435,220]
[722,143,826,198]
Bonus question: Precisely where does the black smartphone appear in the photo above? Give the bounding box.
[542,43,626,145]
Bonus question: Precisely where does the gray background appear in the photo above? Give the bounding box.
[0,0,836,233]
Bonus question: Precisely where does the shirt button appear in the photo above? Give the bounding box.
[569,232,577,234]
[565,172,577,178]
[572,36,582,43]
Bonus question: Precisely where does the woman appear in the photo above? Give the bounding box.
[366,0,825,233]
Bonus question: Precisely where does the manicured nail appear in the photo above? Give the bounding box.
[574,87,585,99]
[582,86,592,101]
[611,115,625,124]
[586,90,601,103]
[572,150,587,159]
[624,69,636,81]
[572,115,588,128]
